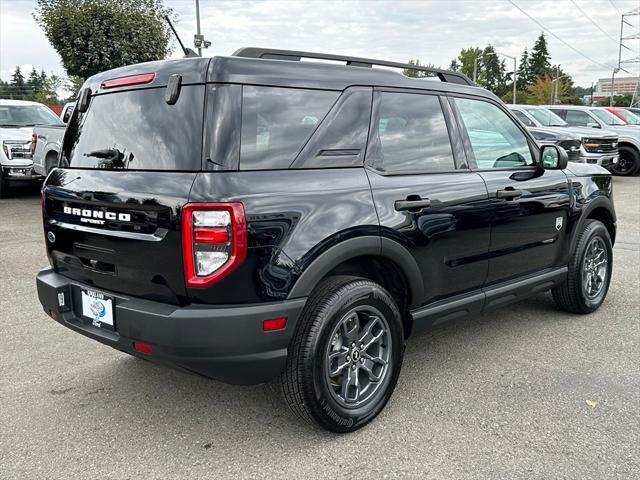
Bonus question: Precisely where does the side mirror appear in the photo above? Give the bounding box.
[540,144,568,170]
[587,122,600,129]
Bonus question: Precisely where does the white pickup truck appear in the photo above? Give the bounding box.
[31,102,74,177]
[0,99,64,197]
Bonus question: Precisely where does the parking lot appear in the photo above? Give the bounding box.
[0,177,638,479]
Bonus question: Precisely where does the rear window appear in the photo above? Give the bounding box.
[240,86,339,170]
[61,86,204,170]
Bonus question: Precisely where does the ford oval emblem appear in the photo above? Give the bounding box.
[47,231,56,243]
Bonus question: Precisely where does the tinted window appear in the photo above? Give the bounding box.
[240,86,339,170]
[293,87,372,169]
[526,107,566,126]
[368,92,454,172]
[561,110,593,127]
[62,86,204,170]
[512,110,535,127]
[454,98,533,169]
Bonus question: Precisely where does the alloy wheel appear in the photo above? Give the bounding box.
[324,306,392,408]
[582,236,608,299]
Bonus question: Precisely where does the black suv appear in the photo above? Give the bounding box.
[37,48,616,432]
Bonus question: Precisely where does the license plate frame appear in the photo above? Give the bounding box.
[81,289,115,331]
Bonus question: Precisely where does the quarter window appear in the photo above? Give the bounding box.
[368,92,455,173]
[240,86,339,170]
[454,98,533,169]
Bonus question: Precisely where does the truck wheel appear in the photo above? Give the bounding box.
[0,170,9,198]
[281,276,404,433]
[552,220,612,314]
[611,146,639,176]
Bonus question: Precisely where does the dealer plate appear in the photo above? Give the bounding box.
[81,289,115,330]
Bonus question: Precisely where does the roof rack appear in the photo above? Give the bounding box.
[232,47,475,86]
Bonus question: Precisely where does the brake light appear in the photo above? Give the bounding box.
[100,73,156,89]
[31,133,37,155]
[181,203,247,289]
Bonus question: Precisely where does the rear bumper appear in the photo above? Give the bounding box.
[1,165,44,182]
[36,268,306,385]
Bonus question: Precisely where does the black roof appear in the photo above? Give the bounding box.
[83,48,496,101]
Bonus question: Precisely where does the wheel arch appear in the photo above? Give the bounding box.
[287,236,424,335]
[576,196,616,246]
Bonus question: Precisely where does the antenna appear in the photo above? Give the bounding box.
[164,15,199,58]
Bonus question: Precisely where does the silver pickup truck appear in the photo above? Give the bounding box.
[0,99,65,197]
[31,102,74,176]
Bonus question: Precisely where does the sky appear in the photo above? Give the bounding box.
[1,0,638,92]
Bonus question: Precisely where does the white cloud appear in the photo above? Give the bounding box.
[1,0,638,89]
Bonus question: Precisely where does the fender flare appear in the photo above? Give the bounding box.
[571,195,616,246]
[287,236,424,306]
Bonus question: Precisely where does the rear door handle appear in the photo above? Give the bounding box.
[496,188,522,200]
[394,197,431,212]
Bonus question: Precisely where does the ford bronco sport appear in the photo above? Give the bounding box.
[37,48,616,433]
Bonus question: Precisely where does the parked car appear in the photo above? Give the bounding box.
[32,101,75,176]
[0,99,62,197]
[37,49,616,432]
[546,105,640,176]
[624,107,640,117]
[604,106,640,126]
[509,105,619,168]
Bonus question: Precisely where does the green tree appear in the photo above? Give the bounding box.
[33,73,62,104]
[456,47,483,81]
[448,59,460,72]
[402,59,435,78]
[9,66,27,99]
[480,45,507,96]
[517,48,532,87]
[529,32,551,81]
[34,0,174,81]
[25,67,44,100]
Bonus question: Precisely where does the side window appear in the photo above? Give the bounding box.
[454,97,533,169]
[367,92,455,173]
[512,110,535,127]
[563,110,591,127]
[240,86,339,170]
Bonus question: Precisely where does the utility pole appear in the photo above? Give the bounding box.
[613,8,640,106]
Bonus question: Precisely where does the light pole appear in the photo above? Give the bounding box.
[193,0,211,56]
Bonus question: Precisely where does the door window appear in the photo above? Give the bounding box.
[561,110,593,127]
[454,97,533,169]
[367,92,455,173]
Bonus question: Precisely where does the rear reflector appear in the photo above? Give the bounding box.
[101,73,156,89]
[133,342,152,354]
[263,317,287,332]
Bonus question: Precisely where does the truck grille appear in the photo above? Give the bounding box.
[582,138,618,154]
[4,141,33,160]
[557,139,581,162]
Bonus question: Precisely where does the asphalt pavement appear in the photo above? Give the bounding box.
[1,177,638,480]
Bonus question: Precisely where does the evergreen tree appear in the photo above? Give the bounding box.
[529,32,551,81]
[517,48,531,87]
[402,59,435,78]
[26,67,44,100]
[9,66,27,99]
[449,59,460,72]
[480,45,507,95]
[456,47,483,81]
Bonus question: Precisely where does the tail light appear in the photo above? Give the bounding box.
[181,203,247,289]
[31,133,37,155]
[100,73,155,89]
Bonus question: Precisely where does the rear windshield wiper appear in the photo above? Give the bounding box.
[84,148,133,169]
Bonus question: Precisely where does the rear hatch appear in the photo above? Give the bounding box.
[42,61,208,305]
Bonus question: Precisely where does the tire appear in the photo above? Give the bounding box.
[552,220,613,314]
[281,276,404,433]
[44,151,58,175]
[611,146,639,176]
[0,169,9,198]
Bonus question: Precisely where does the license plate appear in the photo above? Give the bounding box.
[81,289,115,330]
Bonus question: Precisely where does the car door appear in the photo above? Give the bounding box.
[365,89,491,309]
[450,96,571,284]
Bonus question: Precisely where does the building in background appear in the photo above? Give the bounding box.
[592,76,640,103]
